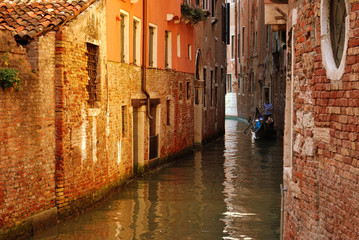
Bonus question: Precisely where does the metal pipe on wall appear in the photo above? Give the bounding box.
[142,0,152,120]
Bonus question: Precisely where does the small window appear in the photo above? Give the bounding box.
[211,0,215,17]
[226,74,232,93]
[242,27,245,57]
[243,75,246,96]
[179,82,183,100]
[320,0,348,80]
[196,52,200,80]
[120,14,125,62]
[188,44,192,60]
[166,100,170,125]
[330,0,346,67]
[165,31,172,68]
[122,105,128,137]
[120,12,129,63]
[221,67,224,82]
[149,25,157,67]
[214,86,217,107]
[195,88,199,105]
[248,73,252,94]
[202,0,209,9]
[231,35,235,59]
[186,82,190,100]
[86,43,99,107]
[203,68,206,107]
[238,74,241,94]
[133,19,141,65]
[177,34,181,57]
[238,33,240,60]
[210,70,213,106]
[215,66,218,83]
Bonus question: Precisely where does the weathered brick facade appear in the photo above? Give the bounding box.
[283,0,359,239]
[0,0,204,238]
[225,0,287,135]
[0,30,57,237]
[53,1,111,218]
[194,0,226,144]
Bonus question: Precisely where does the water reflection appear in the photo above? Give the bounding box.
[33,119,282,240]
[222,120,282,240]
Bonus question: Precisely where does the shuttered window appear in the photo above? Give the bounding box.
[86,43,98,107]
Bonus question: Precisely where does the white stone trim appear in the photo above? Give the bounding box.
[88,108,101,117]
[120,9,130,64]
[148,23,158,68]
[133,16,141,66]
[320,0,350,81]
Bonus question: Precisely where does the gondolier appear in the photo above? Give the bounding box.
[263,99,273,120]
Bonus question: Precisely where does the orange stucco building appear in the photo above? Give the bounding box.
[106,0,194,72]
[105,0,197,175]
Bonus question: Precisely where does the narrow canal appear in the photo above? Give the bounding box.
[33,119,283,240]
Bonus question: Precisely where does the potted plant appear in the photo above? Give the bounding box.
[181,3,206,24]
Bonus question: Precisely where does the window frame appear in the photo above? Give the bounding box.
[119,10,129,63]
[320,0,349,81]
[165,30,172,69]
[133,16,141,66]
[86,43,99,108]
[148,23,158,68]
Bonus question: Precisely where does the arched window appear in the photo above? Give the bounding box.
[330,0,347,67]
[195,51,201,80]
[320,0,349,80]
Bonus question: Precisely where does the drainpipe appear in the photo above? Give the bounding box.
[142,0,152,120]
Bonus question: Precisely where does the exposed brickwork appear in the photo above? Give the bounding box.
[53,1,111,217]
[0,0,223,238]
[0,30,56,230]
[194,0,226,143]
[284,1,359,239]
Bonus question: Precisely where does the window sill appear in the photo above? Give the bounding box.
[88,108,101,117]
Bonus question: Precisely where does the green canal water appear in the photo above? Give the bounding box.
[32,119,283,240]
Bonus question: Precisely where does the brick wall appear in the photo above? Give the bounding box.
[0,30,56,231]
[53,1,114,217]
[107,62,195,164]
[0,0,200,237]
[284,1,359,239]
[194,0,226,142]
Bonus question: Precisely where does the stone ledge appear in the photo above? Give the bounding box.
[88,108,101,117]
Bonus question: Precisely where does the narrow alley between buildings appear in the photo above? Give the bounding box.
[31,119,283,240]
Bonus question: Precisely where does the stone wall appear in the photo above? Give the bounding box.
[284,1,359,239]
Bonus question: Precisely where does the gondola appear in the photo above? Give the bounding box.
[244,108,276,141]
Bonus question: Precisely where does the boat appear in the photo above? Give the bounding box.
[244,108,276,141]
[251,120,276,141]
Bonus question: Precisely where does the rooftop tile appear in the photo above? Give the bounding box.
[0,0,97,43]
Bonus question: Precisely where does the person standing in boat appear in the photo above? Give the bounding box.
[263,99,273,121]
